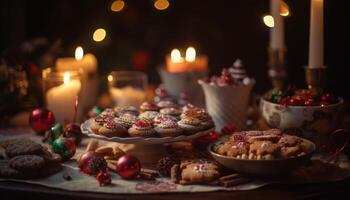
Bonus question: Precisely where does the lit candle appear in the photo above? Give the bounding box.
[165,47,208,73]
[46,72,81,124]
[56,46,98,115]
[109,86,146,107]
[308,0,324,68]
[270,0,285,50]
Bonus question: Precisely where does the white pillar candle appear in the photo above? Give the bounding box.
[109,86,146,107]
[56,48,98,118]
[270,0,285,50]
[46,73,81,124]
[308,0,324,69]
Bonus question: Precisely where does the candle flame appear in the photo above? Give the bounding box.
[263,15,274,28]
[75,46,84,60]
[63,72,71,84]
[280,1,290,16]
[107,75,113,82]
[170,49,183,63]
[185,47,196,62]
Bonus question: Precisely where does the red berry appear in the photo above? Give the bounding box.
[219,69,235,85]
[304,98,315,106]
[96,171,112,186]
[279,98,288,105]
[287,96,304,106]
[135,120,151,128]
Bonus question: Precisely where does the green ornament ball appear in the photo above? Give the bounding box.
[52,137,76,160]
[48,123,64,145]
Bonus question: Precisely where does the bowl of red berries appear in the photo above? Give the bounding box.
[260,88,343,148]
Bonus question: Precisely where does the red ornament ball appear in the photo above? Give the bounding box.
[29,108,55,134]
[116,155,141,179]
[78,151,97,169]
[96,171,112,186]
[64,123,83,145]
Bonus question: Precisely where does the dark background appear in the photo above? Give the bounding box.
[0,0,348,99]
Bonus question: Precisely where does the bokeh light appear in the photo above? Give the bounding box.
[111,0,125,12]
[154,0,169,11]
[93,28,106,42]
[280,1,290,16]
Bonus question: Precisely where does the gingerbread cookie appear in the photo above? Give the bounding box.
[9,155,45,172]
[128,119,156,137]
[2,139,43,158]
[173,159,220,185]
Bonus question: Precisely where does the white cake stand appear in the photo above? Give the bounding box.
[81,118,213,167]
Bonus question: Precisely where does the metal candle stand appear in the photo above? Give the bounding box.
[267,48,287,90]
[304,66,327,92]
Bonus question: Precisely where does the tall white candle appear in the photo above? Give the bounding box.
[109,86,146,108]
[46,73,81,124]
[270,0,285,50]
[308,0,324,69]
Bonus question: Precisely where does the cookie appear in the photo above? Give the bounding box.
[247,134,281,143]
[9,155,45,172]
[118,113,138,129]
[156,100,178,109]
[99,108,116,118]
[3,139,43,158]
[0,164,20,178]
[140,101,159,112]
[278,135,301,147]
[179,159,220,185]
[249,141,280,156]
[217,141,249,158]
[153,114,178,125]
[128,119,156,137]
[138,111,160,122]
[159,107,182,117]
[280,146,302,157]
[90,116,108,134]
[98,118,127,137]
[114,106,139,116]
[155,119,183,137]
[177,117,203,135]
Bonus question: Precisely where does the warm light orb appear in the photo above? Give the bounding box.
[154,0,169,11]
[107,75,113,82]
[75,46,84,60]
[93,28,106,42]
[63,72,71,85]
[170,49,183,63]
[111,0,125,12]
[263,15,275,28]
[280,1,290,16]
[185,47,196,62]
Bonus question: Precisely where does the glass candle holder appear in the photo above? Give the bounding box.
[42,68,82,124]
[108,71,148,107]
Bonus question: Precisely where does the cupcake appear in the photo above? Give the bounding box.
[128,119,156,137]
[177,117,203,135]
[140,101,159,112]
[98,118,128,137]
[159,107,182,117]
[153,114,179,126]
[200,115,215,130]
[118,113,138,129]
[114,106,139,116]
[90,116,109,134]
[180,107,209,121]
[155,119,183,137]
[138,111,160,122]
[157,100,178,109]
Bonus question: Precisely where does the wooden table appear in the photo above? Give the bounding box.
[1,178,350,200]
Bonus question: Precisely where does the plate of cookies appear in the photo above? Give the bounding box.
[81,102,215,145]
[208,129,316,176]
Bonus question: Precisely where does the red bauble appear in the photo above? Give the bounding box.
[78,151,97,172]
[96,171,112,186]
[64,123,83,145]
[29,108,55,134]
[116,155,141,179]
[192,131,219,150]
